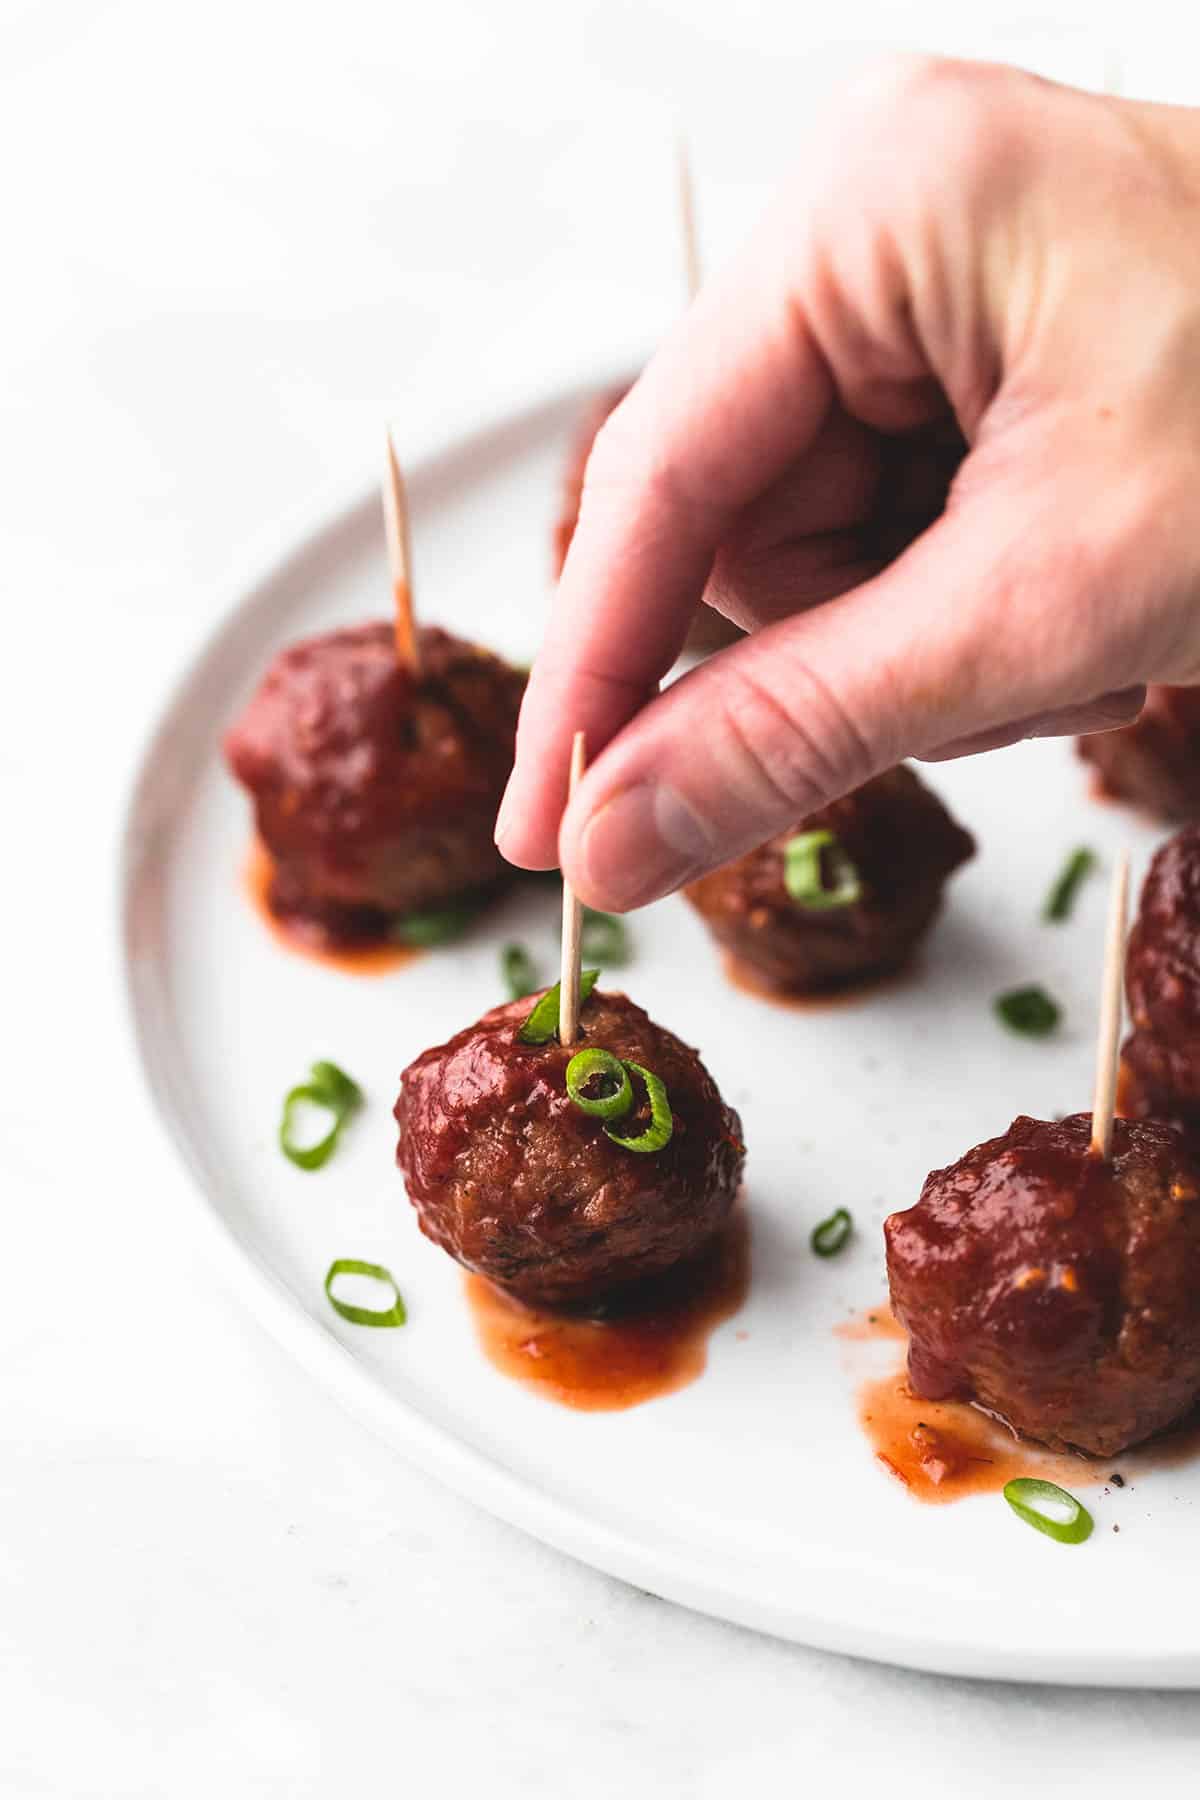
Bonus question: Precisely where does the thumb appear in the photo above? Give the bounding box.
[558,488,1140,911]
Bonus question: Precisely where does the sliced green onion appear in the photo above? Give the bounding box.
[307,1061,363,1113]
[518,969,600,1044]
[994,984,1061,1038]
[811,1207,853,1257]
[580,908,630,966]
[565,1047,633,1119]
[280,1060,363,1170]
[783,829,862,911]
[393,901,481,947]
[1044,847,1097,923]
[324,1258,407,1328]
[604,1061,674,1154]
[1003,1478,1093,1545]
[501,942,538,1001]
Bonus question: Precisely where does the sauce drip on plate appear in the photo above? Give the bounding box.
[244,841,418,975]
[841,1309,1095,1503]
[843,1307,1200,1503]
[466,1209,749,1411]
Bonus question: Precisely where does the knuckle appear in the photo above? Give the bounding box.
[831,53,1025,198]
[574,403,634,523]
[585,396,633,485]
[718,656,876,819]
[587,398,720,531]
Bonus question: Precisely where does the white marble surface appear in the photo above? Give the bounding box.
[6,2,1200,1792]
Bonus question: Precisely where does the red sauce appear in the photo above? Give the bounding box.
[721,953,912,1011]
[843,1305,1200,1502]
[860,1368,1098,1504]
[243,842,419,976]
[834,1306,907,1343]
[465,1210,750,1411]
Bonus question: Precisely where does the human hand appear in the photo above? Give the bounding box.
[496,57,1200,910]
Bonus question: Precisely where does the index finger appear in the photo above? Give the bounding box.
[495,245,835,867]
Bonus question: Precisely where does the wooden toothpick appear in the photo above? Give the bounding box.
[558,731,587,1046]
[1090,851,1130,1160]
[382,431,420,673]
[677,135,701,303]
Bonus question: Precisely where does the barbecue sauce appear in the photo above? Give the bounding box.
[466,1210,749,1411]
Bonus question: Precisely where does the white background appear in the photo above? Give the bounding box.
[6,1,1200,1793]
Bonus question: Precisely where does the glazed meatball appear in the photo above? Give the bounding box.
[886,1113,1200,1457]
[1078,684,1200,821]
[1121,823,1200,1132]
[554,383,740,653]
[226,622,525,941]
[684,766,974,995]
[395,987,745,1309]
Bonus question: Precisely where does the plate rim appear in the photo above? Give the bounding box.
[114,356,1200,1690]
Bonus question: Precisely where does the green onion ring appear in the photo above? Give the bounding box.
[307,1061,363,1114]
[604,1061,674,1154]
[810,1207,853,1257]
[783,829,862,910]
[580,908,631,966]
[1003,1478,1093,1545]
[393,901,482,947]
[565,1047,634,1119]
[518,969,600,1044]
[1044,847,1097,923]
[994,984,1061,1038]
[324,1258,407,1328]
[501,942,538,1001]
[279,1060,363,1170]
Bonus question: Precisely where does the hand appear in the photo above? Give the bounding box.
[495,56,1200,911]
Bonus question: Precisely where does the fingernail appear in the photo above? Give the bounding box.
[576,783,715,908]
[494,778,517,849]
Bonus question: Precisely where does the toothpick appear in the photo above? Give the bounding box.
[558,731,587,1046]
[677,135,701,303]
[382,431,420,673]
[1090,851,1130,1160]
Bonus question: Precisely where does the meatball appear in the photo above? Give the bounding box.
[225,621,525,940]
[1078,684,1200,821]
[1121,823,1200,1132]
[684,766,974,995]
[395,987,745,1309]
[554,383,740,653]
[885,1113,1200,1457]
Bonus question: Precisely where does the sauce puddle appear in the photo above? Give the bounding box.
[841,1306,1200,1503]
[839,1308,1102,1503]
[465,1209,750,1411]
[243,841,419,976]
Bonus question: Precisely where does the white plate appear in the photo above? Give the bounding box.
[119,367,1195,1687]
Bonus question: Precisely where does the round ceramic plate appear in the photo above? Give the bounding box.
[119,365,1196,1686]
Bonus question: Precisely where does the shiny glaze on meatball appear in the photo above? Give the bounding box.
[225,622,525,937]
[685,766,974,995]
[395,988,745,1310]
[886,1113,1200,1457]
[1122,823,1200,1132]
